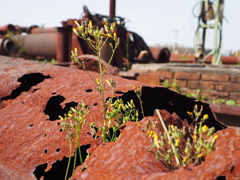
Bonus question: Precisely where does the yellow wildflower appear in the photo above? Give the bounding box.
[103,20,108,25]
[153,133,158,140]
[193,134,197,141]
[187,111,193,118]
[58,115,63,120]
[88,20,92,27]
[74,47,78,54]
[136,110,139,117]
[170,125,175,131]
[175,139,180,147]
[96,78,100,85]
[213,135,219,139]
[201,125,208,132]
[68,114,72,117]
[203,114,208,120]
[197,154,204,158]
[183,157,188,163]
[72,28,77,34]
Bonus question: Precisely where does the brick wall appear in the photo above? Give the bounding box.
[126,64,240,101]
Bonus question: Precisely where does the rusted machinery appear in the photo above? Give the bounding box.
[0,0,238,66]
[0,3,170,68]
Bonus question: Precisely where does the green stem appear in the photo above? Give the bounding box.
[64,139,72,180]
[72,57,98,86]
[111,129,116,142]
[99,36,109,51]
[97,50,106,121]
[102,48,116,74]
[86,39,97,53]
[72,137,77,176]
[77,131,83,165]
[138,97,145,117]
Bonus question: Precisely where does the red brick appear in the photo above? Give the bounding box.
[201,90,229,100]
[229,92,240,100]
[200,81,215,90]
[166,79,187,88]
[202,74,230,82]
[136,73,160,85]
[231,76,240,83]
[150,70,173,79]
[174,72,200,80]
[188,81,215,90]
[188,80,200,89]
[215,82,240,92]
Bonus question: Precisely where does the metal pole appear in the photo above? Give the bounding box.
[212,0,220,64]
[110,0,116,16]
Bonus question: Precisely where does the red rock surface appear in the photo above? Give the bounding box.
[0,55,238,180]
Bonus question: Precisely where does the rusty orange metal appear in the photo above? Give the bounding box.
[0,55,228,179]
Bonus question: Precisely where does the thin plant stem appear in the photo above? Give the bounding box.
[77,132,83,165]
[102,48,116,74]
[64,139,72,180]
[99,36,109,51]
[139,98,145,117]
[72,138,77,176]
[155,109,180,166]
[72,56,98,86]
[97,50,106,121]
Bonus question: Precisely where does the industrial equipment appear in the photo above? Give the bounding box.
[194,0,225,65]
[0,2,170,68]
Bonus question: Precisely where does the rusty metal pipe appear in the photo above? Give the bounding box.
[170,54,240,64]
[13,33,57,59]
[110,0,116,16]
[56,27,69,63]
[149,47,170,63]
[29,27,58,34]
[205,56,240,64]
[0,24,16,34]
[0,38,15,55]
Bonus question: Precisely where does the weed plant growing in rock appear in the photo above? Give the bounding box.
[59,101,90,180]
[148,106,218,169]
[71,20,120,122]
[60,20,140,179]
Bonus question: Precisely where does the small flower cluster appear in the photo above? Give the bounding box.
[71,20,120,128]
[187,104,207,126]
[72,20,119,53]
[59,101,90,179]
[149,106,218,169]
[60,101,90,140]
[100,98,139,142]
[132,85,144,117]
[148,122,218,168]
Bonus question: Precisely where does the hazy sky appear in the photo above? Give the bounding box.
[0,0,239,53]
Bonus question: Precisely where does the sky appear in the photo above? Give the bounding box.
[0,0,239,54]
